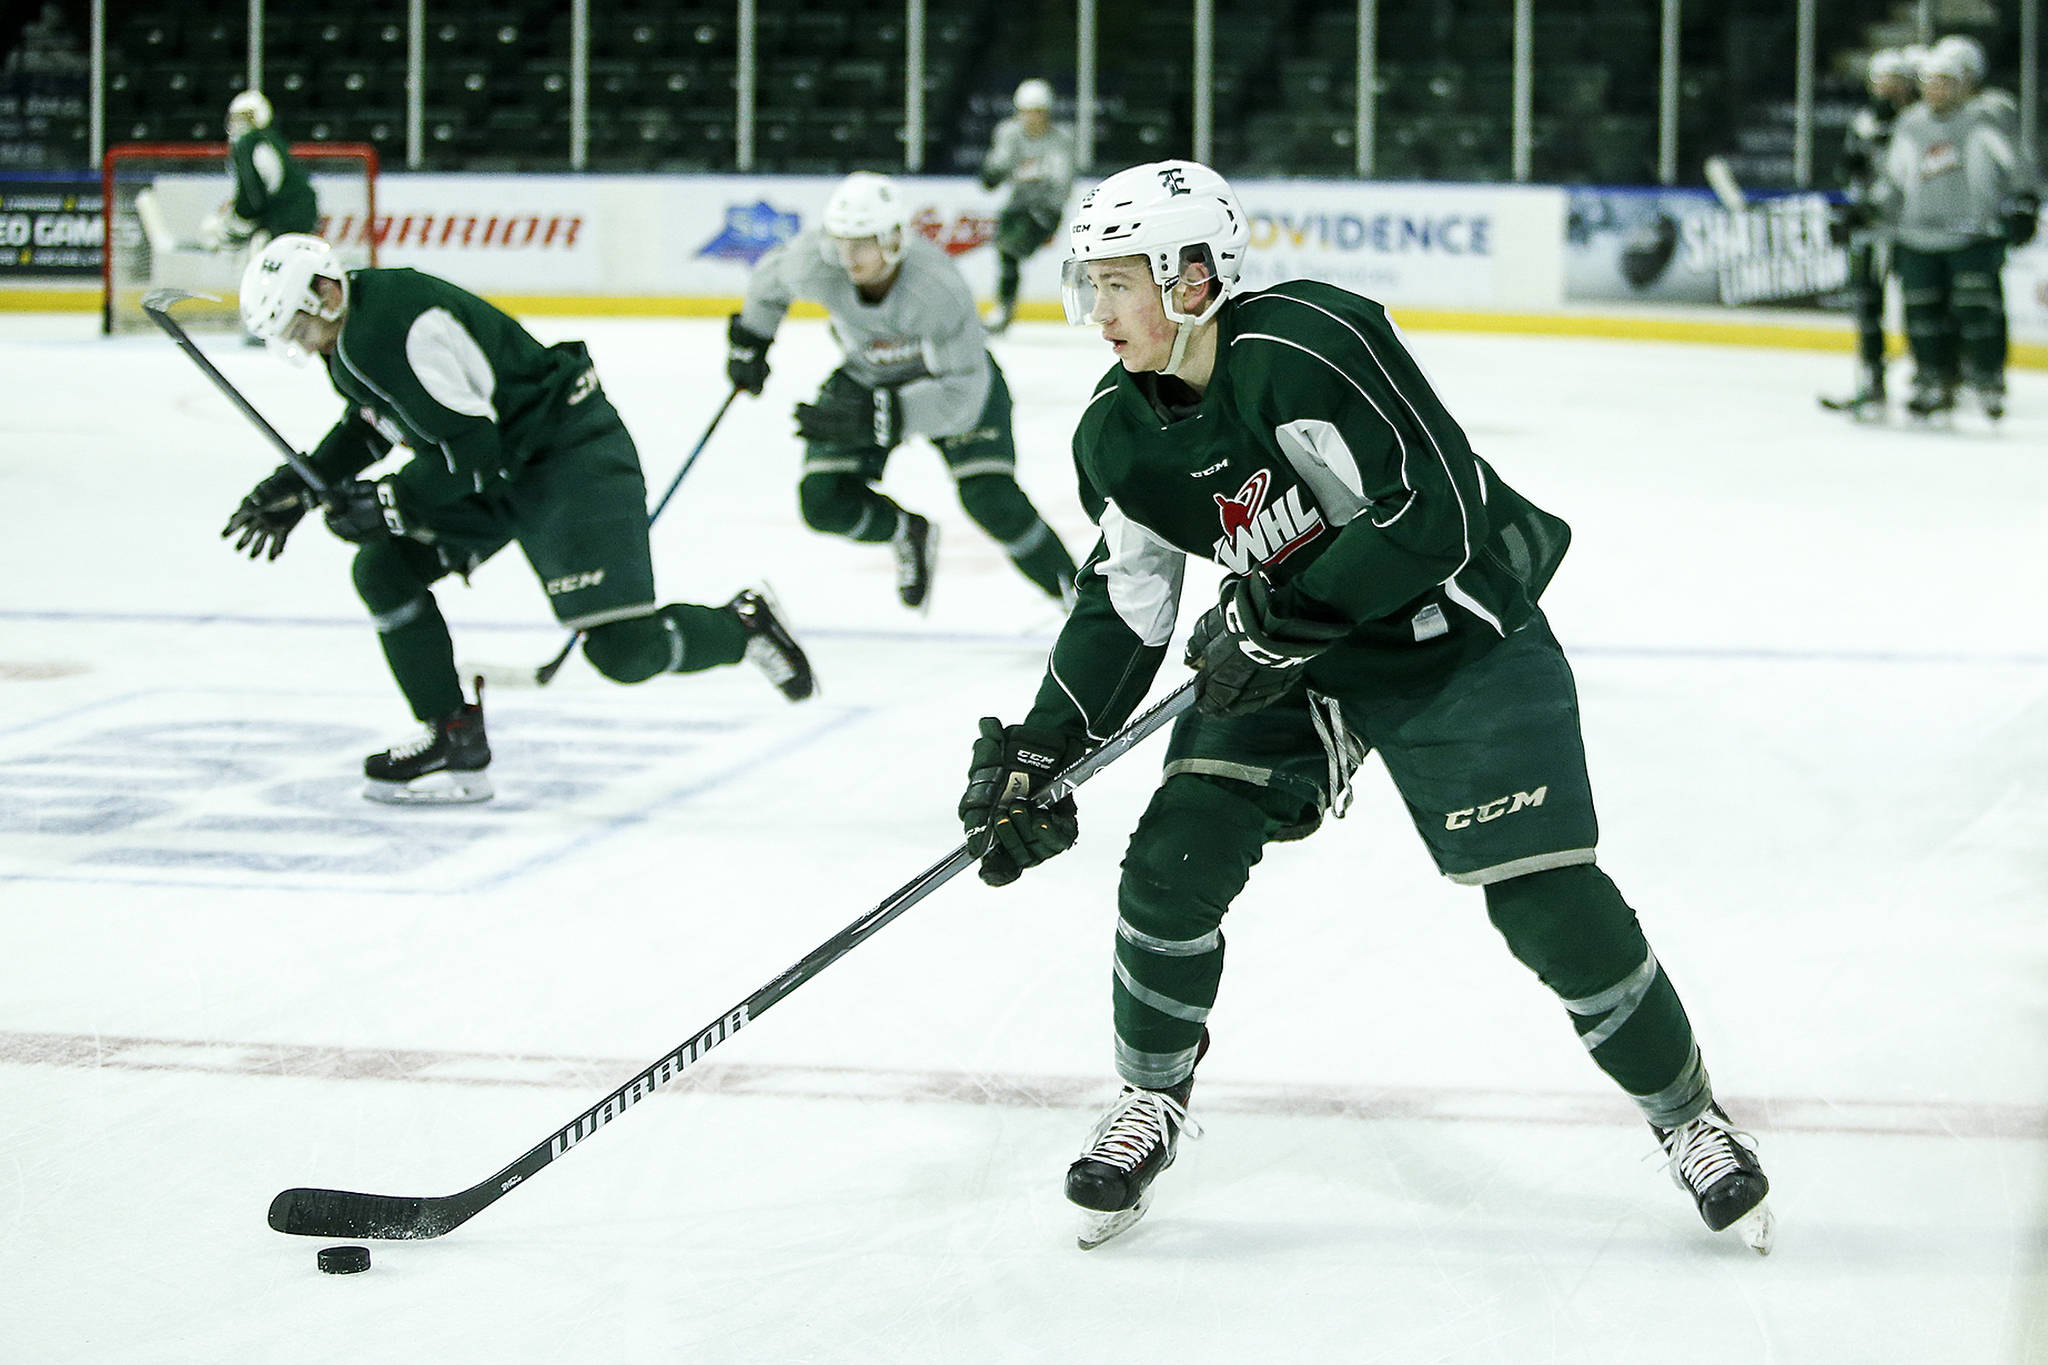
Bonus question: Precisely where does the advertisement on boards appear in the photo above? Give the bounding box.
[1565,186,1848,307]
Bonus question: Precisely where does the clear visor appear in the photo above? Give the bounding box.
[1059,257,1098,326]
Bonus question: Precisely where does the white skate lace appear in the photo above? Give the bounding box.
[1080,1087,1201,1172]
[1660,1109,1755,1194]
[385,725,439,762]
[744,636,796,683]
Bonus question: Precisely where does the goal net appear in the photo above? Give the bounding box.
[101,142,380,335]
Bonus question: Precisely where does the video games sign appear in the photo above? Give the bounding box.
[0,177,101,275]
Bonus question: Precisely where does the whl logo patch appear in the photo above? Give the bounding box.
[1212,469,1324,574]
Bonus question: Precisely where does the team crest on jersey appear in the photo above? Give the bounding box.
[862,337,924,370]
[1212,469,1324,574]
[1920,141,1960,178]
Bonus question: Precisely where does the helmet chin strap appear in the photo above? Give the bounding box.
[1157,281,1224,378]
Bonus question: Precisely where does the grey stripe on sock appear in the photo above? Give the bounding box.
[1634,1044,1711,1129]
[1113,957,1211,1024]
[1115,1037,1201,1089]
[1563,950,1660,1052]
[371,596,426,634]
[1117,917,1220,958]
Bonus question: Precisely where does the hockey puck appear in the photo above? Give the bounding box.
[317,1245,371,1275]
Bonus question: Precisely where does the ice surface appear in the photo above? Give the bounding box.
[1,310,2044,1363]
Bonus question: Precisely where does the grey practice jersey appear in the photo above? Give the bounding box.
[739,229,991,440]
[983,117,1077,216]
[1882,103,2023,250]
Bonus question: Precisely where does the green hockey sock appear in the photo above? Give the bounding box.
[661,602,746,674]
[374,593,464,721]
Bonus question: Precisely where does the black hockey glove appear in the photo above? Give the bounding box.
[221,462,315,561]
[2004,193,2040,248]
[794,368,902,449]
[323,478,422,544]
[726,315,772,395]
[959,718,1088,887]
[1184,574,1351,718]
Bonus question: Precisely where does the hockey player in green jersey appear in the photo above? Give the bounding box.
[727,171,1078,611]
[197,91,319,256]
[957,161,1773,1253]
[226,234,816,804]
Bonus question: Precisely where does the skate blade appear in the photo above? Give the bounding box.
[1075,1191,1151,1251]
[1729,1200,1775,1256]
[362,772,494,805]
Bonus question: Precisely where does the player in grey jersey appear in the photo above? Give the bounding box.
[1879,43,2033,418]
[979,79,1078,335]
[726,172,1077,609]
[957,161,1773,1253]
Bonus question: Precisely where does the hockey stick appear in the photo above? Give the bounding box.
[532,387,741,686]
[1703,155,1748,215]
[141,288,334,503]
[268,677,1200,1241]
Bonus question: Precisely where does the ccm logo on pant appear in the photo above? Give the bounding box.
[1445,787,1547,830]
[545,569,606,595]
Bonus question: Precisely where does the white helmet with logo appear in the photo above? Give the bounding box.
[1014,78,1054,112]
[227,89,273,138]
[1061,160,1248,342]
[820,171,909,267]
[239,233,348,362]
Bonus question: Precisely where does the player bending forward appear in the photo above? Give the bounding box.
[726,172,1077,610]
[228,234,815,804]
[957,162,1774,1253]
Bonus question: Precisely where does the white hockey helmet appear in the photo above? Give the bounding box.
[1916,42,1970,84]
[1014,78,1055,111]
[1866,49,1911,84]
[240,233,348,363]
[1061,160,1248,329]
[821,171,908,249]
[227,89,273,138]
[1932,34,1987,86]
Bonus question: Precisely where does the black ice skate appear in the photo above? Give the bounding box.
[1818,369,1885,419]
[725,587,816,702]
[1969,382,2006,422]
[1066,1031,1209,1249]
[363,678,492,805]
[1905,378,1957,421]
[892,512,937,610]
[1653,1102,1774,1255]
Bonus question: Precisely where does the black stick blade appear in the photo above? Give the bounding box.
[269,1186,471,1240]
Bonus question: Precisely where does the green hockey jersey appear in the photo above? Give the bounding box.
[1026,280,1571,741]
[306,269,608,509]
[229,126,318,237]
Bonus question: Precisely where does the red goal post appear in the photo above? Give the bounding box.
[101,141,380,335]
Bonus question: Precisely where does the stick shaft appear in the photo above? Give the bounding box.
[141,296,331,498]
[269,679,1199,1240]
